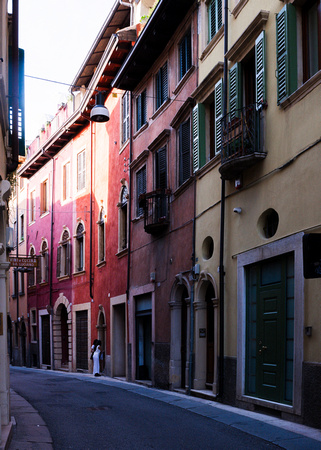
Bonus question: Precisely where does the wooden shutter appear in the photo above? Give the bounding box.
[255,31,266,108]
[78,151,85,191]
[214,79,223,154]
[209,0,222,41]
[66,243,71,276]
[156,69,162,109]
[192,104,206,172]
[56,246,61,278]
[36,256,41,284]
[179,119,191,185]
[45,252,49,283]
[229,63,241,117]
[156,147,167,189]
[136,166,146,216]
[276,4,297,104]
[142,90,147,125]
[136,94,142,130]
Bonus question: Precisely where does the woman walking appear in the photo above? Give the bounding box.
[93,340,102,376]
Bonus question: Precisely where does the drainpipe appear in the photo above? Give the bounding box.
[218,0,229,401]
[119,0,134,25]
[7,0,19,174]
[126,92,133,381]
[49,156,55,369]
[90,121,94,300]
[188,177,197,395]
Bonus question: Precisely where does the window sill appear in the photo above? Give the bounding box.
[200,26,224,62]
[116,247,128,259]
[73,270,85,277]
[151,98,171,121]
[280,70,321,110]
[57,275,70,281]
[39,281,48,286]
[40,211,50,218]
[132,215,144,224]
[173,65,195,97]
[173,176,194,199]
[119,140,129,155]
[231,0,250,19]
[133,122,148,140]
[96,260,106,268]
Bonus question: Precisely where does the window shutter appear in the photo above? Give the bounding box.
[137,166,146,216]
[179,119,191,185]
[156,147,167,189]
[229,63,241,117]
[45,252,49,283]
[255,31,266,108]
[209,0,222,41]
[162,63,168,104]
[276,4,297,104]
[192,104,206,172]
[56,246,61,278]
[36,257,41,284]
[142,90,147,125]
[214,79,223,154]
[217,0,222,31]
[156,70,162,110]
[137,95,142,130]
[66,243,71,276]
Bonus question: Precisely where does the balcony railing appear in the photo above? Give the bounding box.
[219,103,266,180]
[139,189,171,234]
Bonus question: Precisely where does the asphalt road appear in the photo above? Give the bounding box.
[10,369,281,450]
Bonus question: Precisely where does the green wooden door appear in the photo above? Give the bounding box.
[246,253,294,405]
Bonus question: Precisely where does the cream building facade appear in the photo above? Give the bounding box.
[192,0,321,428]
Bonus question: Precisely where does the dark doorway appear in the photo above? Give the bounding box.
[136,295,152,380]
[41,315,51,366]
[181,287,188,389]
[20,320,27,366]
[206,284,215,386]
[61,306,69,365]
[76,310,88,371]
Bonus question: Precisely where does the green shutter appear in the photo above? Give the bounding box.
[214,79,223,154]
[276,4,297,104]
[229,63,241,117]
[209,0,222,41]
[255,31,266,108]
[192,104,206,172]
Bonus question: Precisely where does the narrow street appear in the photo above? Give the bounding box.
[9,368,284,450]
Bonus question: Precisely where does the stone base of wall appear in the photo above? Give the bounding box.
[154,342,170,389]
[303,362,321,429]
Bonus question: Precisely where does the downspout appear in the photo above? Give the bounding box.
[7,0,19,174]
[90,121,94,300]
[119,0,134,25]
[218,0,228,401]
[49,155,55,369]
[126,92,133,381]
[188,177,197,395]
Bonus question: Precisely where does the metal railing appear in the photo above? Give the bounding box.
[140,189,171,234]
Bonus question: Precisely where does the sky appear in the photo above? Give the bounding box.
[19,0,115,143]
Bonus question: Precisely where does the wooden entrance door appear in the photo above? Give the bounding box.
[76,310,88,370]
[41,315,51,366]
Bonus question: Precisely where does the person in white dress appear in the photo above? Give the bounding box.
[93,340,101,377]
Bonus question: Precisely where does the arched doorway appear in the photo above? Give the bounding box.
[53,294,72,371]
[169,276,191,390]
[205,283,215,386]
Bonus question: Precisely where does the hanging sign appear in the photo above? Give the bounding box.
[9,257,38,268]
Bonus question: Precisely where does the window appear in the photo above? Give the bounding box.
[179,29,192,80]
[19,213,24,241]
[276,2,321,104]
[19,271,25,295]
[229,31,266,113]
[156,62,168,110]
[208,0,222,42]
[119,185,128,251]
[75,223,85,272]
[12,269,17,297]
[136,166,146,217]
[57,229,71,278]
[63,161,70,201]
[98,207,106,262]
[30,190,36,223]
[136,90,147,131]
[38,241,49,283]
[40,179,49,215]
[179,118,191,186]
[77,150,86,191]
[122,91,130,144]
[302,0,321,81]
[155,147,167,189]
[30,308,37,342]
[28,247,36,287]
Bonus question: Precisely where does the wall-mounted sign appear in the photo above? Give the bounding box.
[199,328,206,338]
[9,257,38,268]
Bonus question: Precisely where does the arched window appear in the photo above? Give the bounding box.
[28,246,36,287]
[118,184,128,251]
[75,222,85,272]
[97,206,105,264]
[37,240,49,283]
[57,229,71,278]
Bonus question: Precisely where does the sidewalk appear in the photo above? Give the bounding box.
[4,368,321,449]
